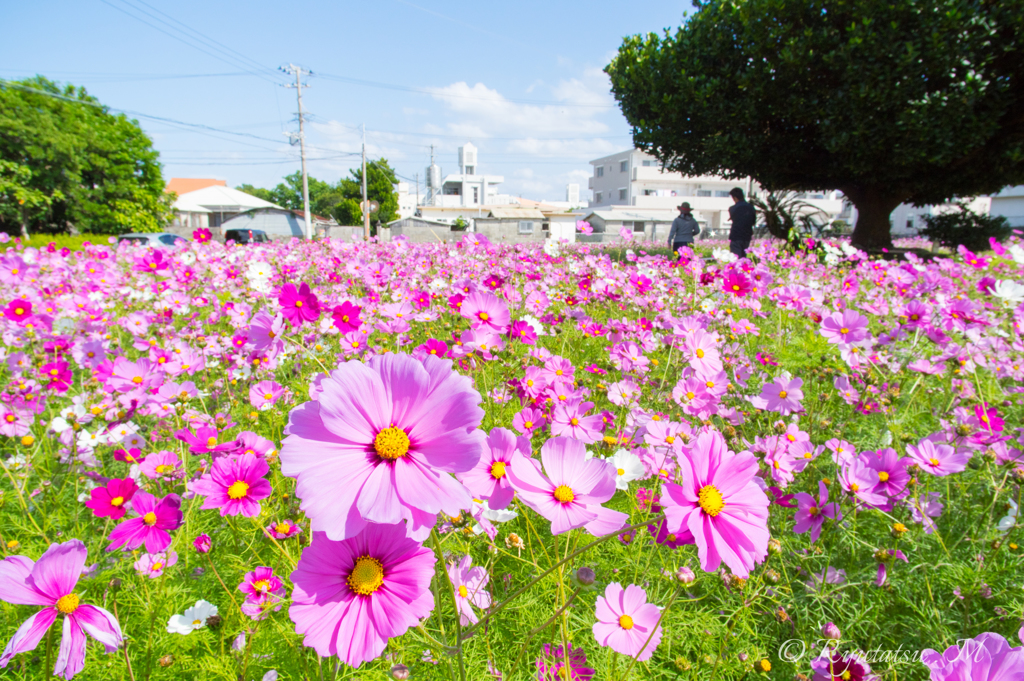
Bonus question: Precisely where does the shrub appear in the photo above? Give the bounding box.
[918,202,1011,252]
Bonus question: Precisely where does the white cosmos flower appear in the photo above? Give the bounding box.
[1007,244,1024,265]
[542,240,560,257]
[992,280,1024,305]
[167,600,219,635]
[712,248,738,263]
[610,449,644,490]
[998,499,1018,534]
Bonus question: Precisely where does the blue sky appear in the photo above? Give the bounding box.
[2,1,690,202]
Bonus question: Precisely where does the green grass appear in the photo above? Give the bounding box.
[0,233,112,252]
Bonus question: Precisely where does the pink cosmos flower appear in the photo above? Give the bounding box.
[792,481,841,543]
[281,353,486,541]
[192,228,212,243]
[238,566,286,619]
[921,632,1024,681]
[250,380,285,411]
[550,398,605,444]
[174,425,240,456]
[289,523,435,668]
[133,550,177,579]
[138,451,181,481]
[249,312,286,355]
[535,644,595,681]
[84,477,138,520]
[191,453,272,517]
[456,427,530,510]
[447,555,491,625]
[505,436,626,536]
[332,302,363,334]
[0,540,123,679]
[3,299,32,323]
[512,407,547,435]
[278,282,321,326]
[265,519,302,539]
[861,448,909,500]
[721,270,753,297]
[592,583,663,661]
[193,534,212,553]
[682,329,723,378]
[660,430,770,577]
[39,361,73,393]
[759,376,804,415]
[820,309,870,346]
[905,438,969,477]
[460,291,511,334]
[106,357,158,393]
[106,491,182,553]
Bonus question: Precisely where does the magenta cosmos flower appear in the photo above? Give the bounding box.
[191,453,272,517]
[106,491,182,553]
[281,353,486,541]
[921,632,1024,681]
[592,582,663,661]
[505,436,627,536]
[289,523,435,668]
[661,430,770,577]
[447,555,491,625]
[456,427,530,510]
[792,480,841,543]
[278,282,321,326]
[0,540,123,679]
[83,477,138,520]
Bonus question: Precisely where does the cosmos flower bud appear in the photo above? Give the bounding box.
[822,622,842,640]
[391,664,411,680]
[193,533,212,554]
[205,614,222,630]
[677,566,696,584]
[576,567,596,586]
[159,655,174,668]
[767,538,782,555]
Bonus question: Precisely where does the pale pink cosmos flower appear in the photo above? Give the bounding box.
[758,376,804,415]
[820,309,870,347]
[456,427,530,510]
[905,437,969,477]
[592,583,663,661]
[447,555,491,625]
[250,380,285,411]
[133,551,178,579]
[191,453,272,518]
[506,436,626,536]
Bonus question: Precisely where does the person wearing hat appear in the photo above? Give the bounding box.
[667,202,701,254]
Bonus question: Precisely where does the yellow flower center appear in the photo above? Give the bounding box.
[778,390,788,399]
[155,464,173,474]
[479,312,489,321]
[458,584,468,598]
[374,427,410,460]
[14,307,24,315]
[840,327,849,334]
[132,376,143,384]
[524,420,533,428]
[851,483,860,492]
[275,522,291,534]
[56,593,80,614]
[295,300,303,307]
[228,481,250,499]
[618,614,634,630]
[143,512,158,525]
[252,579,271,593]
[809,507,819,516]
[698,485,725,517]
[695,348,705,359]
[110,496,125,506]
[555,369,563,376]
[570,417,579,426]
[617,468,625,475]
[553,485,575,504]
[264,393,273,400]
[878,471,890,482]
[490,461,506,479]
[151,562,163,571]
[347,555,385,595]
[206,436,217,447]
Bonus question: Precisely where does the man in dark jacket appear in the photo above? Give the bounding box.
[667,202,700,254]
[728,188,756,258]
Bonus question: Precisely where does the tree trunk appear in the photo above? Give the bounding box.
[842,186,907,251]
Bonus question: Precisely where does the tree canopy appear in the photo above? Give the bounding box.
[605,0,1024,250]
[238,159,399,227]
[0,76,171,236]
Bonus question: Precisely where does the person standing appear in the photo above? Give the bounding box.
[667,202,701,254]
[728,187,756,258]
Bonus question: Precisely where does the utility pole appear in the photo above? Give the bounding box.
[280,64,313,240]
[414,172,419,207]
[362,124,369,241]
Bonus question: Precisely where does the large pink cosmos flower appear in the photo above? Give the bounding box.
[820,309,870,347]
[505,436,626,536]
[661,430,770,577]
[0,540,123,679]
[191,453,272,517]
[83,477,138,520]
[921,632,1024,681]
[456,427,530,510]
[447,555,491,625]
[278,282,321,326]
[592,583,663,661]
[106,491,182,553]
[289,523,435,668]
[281,353,485,541]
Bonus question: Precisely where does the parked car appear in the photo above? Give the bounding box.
[224,229,269,244]
[117,233,189,249]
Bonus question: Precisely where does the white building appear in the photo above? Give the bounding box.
[588,149,846,237]
[395,182,418,220]
[424,142,510,208]
[566,183,580,206]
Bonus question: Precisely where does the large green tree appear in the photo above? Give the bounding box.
[238,172,341,216]
[0,76,171,235]
[606,0,1024,250]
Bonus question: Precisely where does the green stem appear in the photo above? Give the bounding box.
[430,529,466,681]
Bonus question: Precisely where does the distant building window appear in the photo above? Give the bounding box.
[642,160,654,167]
[714,190,731,198]
[619,188,627,200]
[644,189,656,196]
[620,160,628,172]
[473,187,479,203]
[696,190,712,197]
[518,221,534,234]
[595,166,604,178]
[542,222,549,231]
[631,221,645,233]
[906,217,914,229]
[443,186,461,195]
[595,192,603,203]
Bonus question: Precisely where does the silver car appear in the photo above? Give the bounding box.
[117,232,189,249]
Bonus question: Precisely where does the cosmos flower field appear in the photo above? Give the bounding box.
[2,230,1024,681]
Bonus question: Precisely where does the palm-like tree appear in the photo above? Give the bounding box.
[750,191,828,241]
